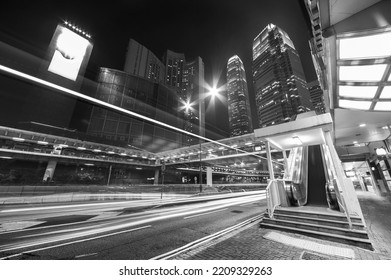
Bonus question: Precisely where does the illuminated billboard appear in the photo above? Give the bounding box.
[47,24,91,81]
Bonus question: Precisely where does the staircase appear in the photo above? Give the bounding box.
[260,207,373,250]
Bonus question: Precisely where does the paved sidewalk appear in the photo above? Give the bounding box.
[172,191,391,260]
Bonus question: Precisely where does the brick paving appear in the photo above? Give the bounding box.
[172,191,391,260]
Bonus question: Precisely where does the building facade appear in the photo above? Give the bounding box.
[252,23,313,128]
[308,80,326,114]
[87,68,183,152]
[182,57,206,145]
[123,39,165,84]
[163,50,205,145]
[226,55,253,137]
[163,49,186,89]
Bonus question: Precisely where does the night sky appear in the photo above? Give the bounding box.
[0,0,316,137]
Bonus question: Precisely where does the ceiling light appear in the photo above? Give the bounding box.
[12,137,25,142]
[37,141,49,145]
[380,87,391,98]
[375,148,387,156]
[292,136,302,146]
[77,147,86,150]
[93,149,101,152]
[339,32,391,59]
[339,64,386,81]
[339,99,372,110]
[374,101,391,111]
[338,86,378,99]
[359,123,366,127]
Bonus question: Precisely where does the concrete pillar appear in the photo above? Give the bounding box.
[206,166,212,187]
[265,141,274,180]
[154,168,160,185]
[43,159,57,182]
[107,165,112,186]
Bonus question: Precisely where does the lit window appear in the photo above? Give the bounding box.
[374,102,391,111]
[338,85,378,99]
[339,65,386,81]
[339,32,391,59]
[339,99,371,110]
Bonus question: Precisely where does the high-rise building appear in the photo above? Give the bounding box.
[87,68,183,152]
[226,55,253,137]
[163,50,205,145]
[124,39,165,84]
[308,80,326,114]
[163,50,186,89]
[182,57,205,145]
[252,23,313,128]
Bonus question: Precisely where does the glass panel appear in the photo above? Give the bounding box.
[339,32,391,59]
[374,101,391,111]
[339,64,386,81]
[338,85,378,99]
[339,99,372,110]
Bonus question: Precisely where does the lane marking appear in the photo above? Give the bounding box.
[0,225,151,260]
[75,252,98,259]
[184,208,228,219]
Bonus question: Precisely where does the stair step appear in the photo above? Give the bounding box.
[273,208,363,223]
[266,213,364,230]
[262,217,368,239]
[260,222,373,250]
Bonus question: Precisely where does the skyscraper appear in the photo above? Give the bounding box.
[124,39,165,84]
[226,55,253,137]
[163,50,205,145]
[163,49,186,89]
[308,80,326,114]
[87,68,183,152]
[252,23,313,128]
[182,57,205,144]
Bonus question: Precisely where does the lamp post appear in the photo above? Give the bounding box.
[183,85,220,193]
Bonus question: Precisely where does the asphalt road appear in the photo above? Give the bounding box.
[0,191,267,259]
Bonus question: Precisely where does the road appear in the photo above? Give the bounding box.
[0,191,267,260]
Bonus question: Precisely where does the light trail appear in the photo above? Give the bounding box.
[0,193,266,256]
[0,63,284,165]
[184,208,228,219]
[0,225,151,260]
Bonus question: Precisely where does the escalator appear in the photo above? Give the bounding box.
[306,145,328,206]
[284,144,340,210]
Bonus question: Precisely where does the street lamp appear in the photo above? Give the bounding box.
[180,83,222,192]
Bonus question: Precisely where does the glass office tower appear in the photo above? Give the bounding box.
[252,23,313,127]
[308,80,326,114]
[226,55,253,136]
